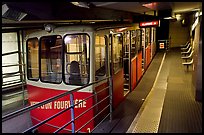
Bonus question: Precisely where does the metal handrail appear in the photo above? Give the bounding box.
[91,111,111,132]
[3,73,25,78]
[2,71,20,75]
[22,101,73,133]
[2,80,22,86]
[30,116,72,132]
[2,76,110,122]
[2,82,26,92]
[76,98,110,133]
[54,93,110,133]
[2,63,25,67]
[72,86,110,121]
[2,51,19,56]
[23,83,111,133]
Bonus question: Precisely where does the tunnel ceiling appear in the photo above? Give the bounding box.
[2,2,202,29]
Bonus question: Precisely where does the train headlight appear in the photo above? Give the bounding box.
[44,24,55,33]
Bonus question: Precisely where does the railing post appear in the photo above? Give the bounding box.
[21,30,26,106]
[70,93,75,133]
[109,76,113,122]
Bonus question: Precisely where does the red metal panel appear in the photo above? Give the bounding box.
[131,57,137,91]
[145,45,151,69]
[112,69,124,109]
[144,48,148,70]
[148,45,151,66]
[137,51,143,82]
[27,85,94,133]
[148,45,151,65]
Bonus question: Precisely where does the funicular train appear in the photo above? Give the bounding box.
[25,21,157,133]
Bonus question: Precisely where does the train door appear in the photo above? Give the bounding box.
[150,27,154,60]
[130,30,137,91]
[136,29,143,82]
[151,27,157,58]
[141,28,145,74]
[123,31,131,95]
[145,27,151,69]
[109,32,124,109]
[93,31,110,124]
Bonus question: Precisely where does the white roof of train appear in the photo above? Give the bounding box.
[25,23,135,39]
[26,25,95,39]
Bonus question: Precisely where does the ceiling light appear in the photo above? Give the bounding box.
[163,17,174,19]
[71,2,90,8]
[192,8,201,11]
[110,30,114,34]
[195,11,202,17]
[175,14,181,21]
[117,27,127,32]
[192,17,199,31]
[175,14,181,17]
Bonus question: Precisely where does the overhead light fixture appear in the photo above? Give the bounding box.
[195,11,202,17]
[192,8,201,11]
[163,17,175,20]
[175,14,182,21]
[192,17,199,31]
[117,27,127,32]
[71,2,90,8]
[2,4,27,21]
[116,34,121,37]
[89,21,95,24]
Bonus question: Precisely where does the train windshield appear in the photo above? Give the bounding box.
[27,38,39,80]
[40,35,62,83]
[64,34,90,85]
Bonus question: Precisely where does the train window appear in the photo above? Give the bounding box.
[136,29,142,52]
[145,28,151,47]
[153,28,156,42]
[40,35,62,83]
[95,35,107,80]
[112,33,123,74]
[131,30,137,58]
[64,34,89,85]
[27,38,39,80]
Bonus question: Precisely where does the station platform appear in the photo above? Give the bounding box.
[93,48,202,133]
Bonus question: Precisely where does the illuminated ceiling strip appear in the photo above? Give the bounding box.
[191,17,199,31]
[93,2,118,7]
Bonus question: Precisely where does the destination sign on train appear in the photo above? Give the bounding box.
[139,20,160,27]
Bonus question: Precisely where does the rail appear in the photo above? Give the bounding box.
[2,76,113,133]
[2,30,26,105]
